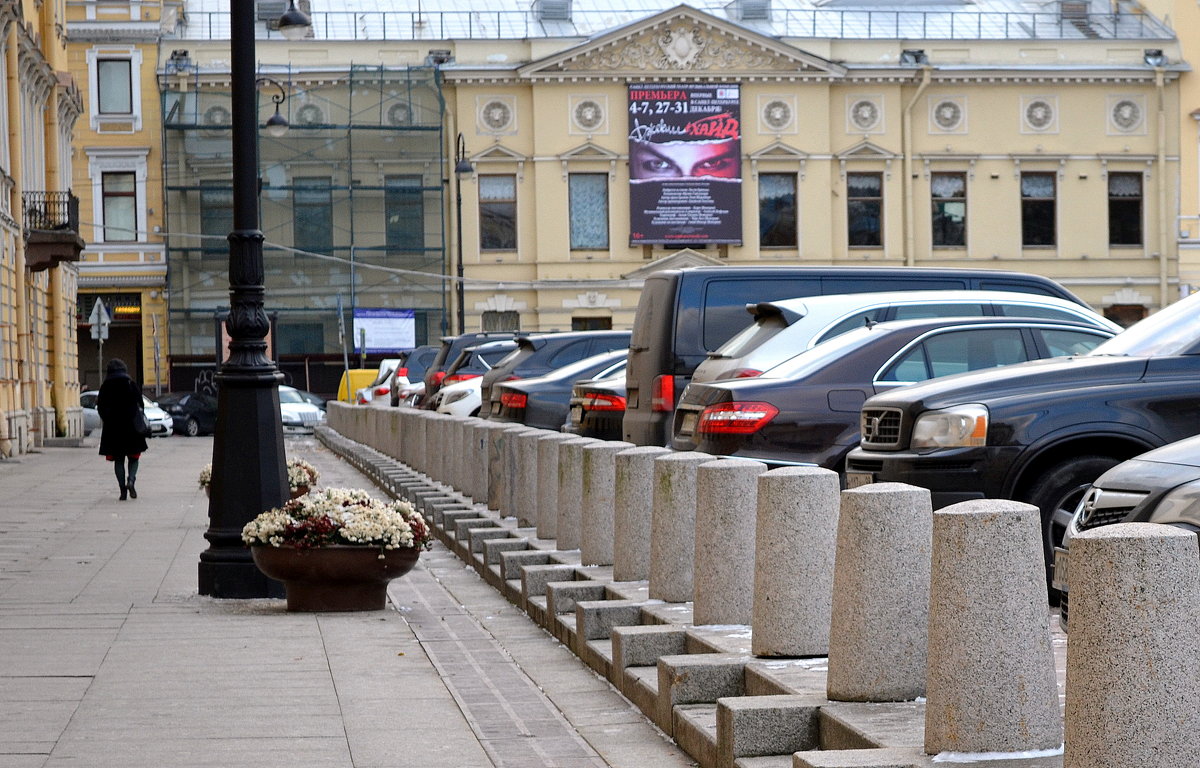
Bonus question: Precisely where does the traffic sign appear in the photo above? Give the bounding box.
[89,298,110,341]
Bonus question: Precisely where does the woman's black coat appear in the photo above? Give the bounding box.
[97,372,149,457]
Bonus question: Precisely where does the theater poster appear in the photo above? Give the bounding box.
[628,83,742,246]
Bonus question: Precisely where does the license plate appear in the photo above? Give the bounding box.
[845,471,874,489]
[1051,546,1069,591]
[569,405,583,425]
[679,412,697,436]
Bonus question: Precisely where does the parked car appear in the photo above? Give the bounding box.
[1055,434,1200,628]
[564,372,627,440]
[433,377,484,418]
[624,266,1091,446]
[691,290,1119,385]
[279,385,328,434]
[673,317,1114,471]
[82,390,173,437]
[491,350,628,430]
[293,389,327,410]
[336,369,376,404]
[155,391,219,436]
[481,330,632,416]
[390,345,439,406]
[422,332,518,407]
[356,358,403,406]
[845,290,1200,587]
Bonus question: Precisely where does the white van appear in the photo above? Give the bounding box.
[691,290,1121,384]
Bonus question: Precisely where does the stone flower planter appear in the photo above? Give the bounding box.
[251,545,420,612]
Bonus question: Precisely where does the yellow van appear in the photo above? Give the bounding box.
[336,369,376,403]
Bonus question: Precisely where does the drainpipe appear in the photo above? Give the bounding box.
[44,81,70,438]
[7,24,27,453]
[903,66,932,267]
[1155,68,1170,307]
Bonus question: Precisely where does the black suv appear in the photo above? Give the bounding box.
[845,291,1200,585]
[480,330,631,417]
[421,331,517,407]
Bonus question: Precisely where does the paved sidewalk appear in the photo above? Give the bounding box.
[0,431,694,768]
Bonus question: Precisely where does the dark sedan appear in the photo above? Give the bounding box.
[491,350,627,430]
[565,372,627,440]
[155,391,219,436]
[671,317,1115,472]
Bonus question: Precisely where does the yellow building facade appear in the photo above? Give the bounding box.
[438,4,1183,331]
[0,0,85,454]
[66,0,171,394]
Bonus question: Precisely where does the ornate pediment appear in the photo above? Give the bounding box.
[836,140,896,160]
[520,5,844,78]
[622,248,725,279]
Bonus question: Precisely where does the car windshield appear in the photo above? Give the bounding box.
[1086,292,1200,357]
[758,325,887,379]
[278,388,305,404]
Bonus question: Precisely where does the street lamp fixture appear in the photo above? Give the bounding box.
[198,1,311,599]
[259,78,290,138]
[278,0,312,40]
[454,133,473,334]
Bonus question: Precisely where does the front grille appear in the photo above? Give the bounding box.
[1075,487,1145,531]
[860,407,903,448]
[846,458,883,472]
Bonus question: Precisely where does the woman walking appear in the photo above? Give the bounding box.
[97,358,148,500]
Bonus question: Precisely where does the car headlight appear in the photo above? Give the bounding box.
[1146,479,1200,530]
[910,404,988,450]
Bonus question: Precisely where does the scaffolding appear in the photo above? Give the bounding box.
[161,64,447,389]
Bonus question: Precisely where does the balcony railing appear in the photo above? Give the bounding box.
[23,191,84,272]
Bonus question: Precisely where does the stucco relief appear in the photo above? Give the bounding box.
[580,25,783,71]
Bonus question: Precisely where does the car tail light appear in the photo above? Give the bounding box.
[500,392,527,409]
[504,374,522,382]
[444,373,481,384]
[731,368,763,379]
[582,393,626,412]
[432,371,447,385]
[697,402,779,435]
[395,367,408,377]
[374,386,389,396]
[651,375,675,412]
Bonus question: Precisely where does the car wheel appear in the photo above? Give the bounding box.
[184,417,200,437]
[1021,455,1120,591]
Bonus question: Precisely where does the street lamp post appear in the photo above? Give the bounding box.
[198,2,309,598]
[454,133,473,334]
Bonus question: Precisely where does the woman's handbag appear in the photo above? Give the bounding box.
[133,405,151,438]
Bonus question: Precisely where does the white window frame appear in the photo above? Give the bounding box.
[86,147,150,244]
[87,46,143,131]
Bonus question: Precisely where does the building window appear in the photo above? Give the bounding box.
[931,172,967,247]
[101,172,137,242]
[847,172,882,247]
[97,59,132,115]
[759,173,797,248]
[572,316,613,330]
[200,183,233,258]
[1108,172,1143,246]
[385,175,425,255]
[294,177,333,255]
[568,173,609,250]
[1021,172,1056,247]
[479,174,517,251]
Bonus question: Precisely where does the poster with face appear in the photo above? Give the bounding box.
[628,83,742,246]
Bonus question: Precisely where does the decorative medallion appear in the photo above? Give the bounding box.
[1110,98,1142,132]
[931,99,964,132]
[762,99,793,132]
[295,104,324,126]
[849,98,881,132]
[480,98,515,133]
[573,99,604,132]
[387,101,413,126]
[203,105,230,126]
[1023,98,1055,132]
[583,24,779,72]
[657,25,707,68]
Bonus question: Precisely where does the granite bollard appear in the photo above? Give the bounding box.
[826,482,932,702]
[751,466,841,657]
[924,499,1062,754]
[649,451,711,603]
[693,458,767,626]
[613,446,671,583]
[1064,523,1200,768]
[536,433,577,540]
[556,437,596,551]
[580,441,635,566]
[513,429,546,528]
[486,422,511,512]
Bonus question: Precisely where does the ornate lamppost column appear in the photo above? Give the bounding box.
[198,1,310,598]
[454,133,473,334]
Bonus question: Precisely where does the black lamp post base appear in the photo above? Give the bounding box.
[199,558,285,599]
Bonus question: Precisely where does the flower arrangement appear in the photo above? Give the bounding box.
[241,488,433,554]
[198,458,321,493]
